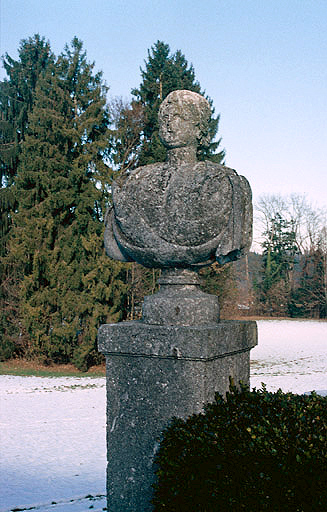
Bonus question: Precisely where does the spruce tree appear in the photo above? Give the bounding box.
[6,38,127,368]
[258,214,299,314]
[131,40,225,166]
[0,35,53,254]
[0,36,54,359]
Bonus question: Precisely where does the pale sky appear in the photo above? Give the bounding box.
[1,0,326,240]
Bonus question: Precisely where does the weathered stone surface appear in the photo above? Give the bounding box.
[98,320,257,361]
[142,268,220,325]
[99,90,257,511]
[98,320,257,512]
[104,90,253,269]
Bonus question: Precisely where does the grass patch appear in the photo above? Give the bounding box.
[0,358,105,377]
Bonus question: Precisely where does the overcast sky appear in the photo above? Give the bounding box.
[1,0,326,240]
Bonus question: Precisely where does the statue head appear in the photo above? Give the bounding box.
[158,90,211,149]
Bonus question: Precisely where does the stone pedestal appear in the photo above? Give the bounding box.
[98,318,257,511]
[99,91,256,511]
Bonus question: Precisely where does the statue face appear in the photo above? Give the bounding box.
[159,99,199,149]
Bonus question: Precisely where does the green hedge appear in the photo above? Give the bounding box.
[153,385,327,511]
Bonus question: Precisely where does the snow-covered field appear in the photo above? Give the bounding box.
[251,319,327,394]
[0,377,107,512]
[1,319,326,511]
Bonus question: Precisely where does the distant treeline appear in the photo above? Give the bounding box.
[1,36,326,369]
[242,195,326,320]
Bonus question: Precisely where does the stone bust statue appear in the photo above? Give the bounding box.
[104,90,252,270]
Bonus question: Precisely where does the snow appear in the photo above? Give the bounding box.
[0,377,106,511]
[251,319,327,394]
[1,319,326,511]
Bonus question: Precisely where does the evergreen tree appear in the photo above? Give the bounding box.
[0,36,54,360]
[113,40,225,169]
[132,41,200,165]
[261,214,299,285]
[258,213,299,314]
[0,35,53,254]
[5,38,127,368]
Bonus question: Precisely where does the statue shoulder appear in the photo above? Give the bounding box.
[203,160,238,176]
[203,161,251,191]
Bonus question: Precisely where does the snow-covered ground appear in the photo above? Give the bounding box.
[251,319,327,394]
[0,377,107,512]
[1,319,326,511]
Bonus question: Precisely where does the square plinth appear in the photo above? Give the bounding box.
[98,320,257,512]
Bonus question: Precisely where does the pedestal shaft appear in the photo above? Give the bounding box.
[98,320,257,511]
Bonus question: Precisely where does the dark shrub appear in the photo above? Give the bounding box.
[153,385,327,511]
